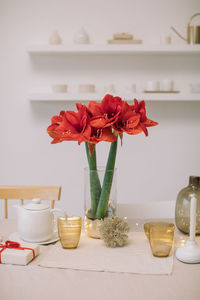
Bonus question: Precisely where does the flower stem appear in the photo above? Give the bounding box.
[85,142,101,218]
[95,140,118,219]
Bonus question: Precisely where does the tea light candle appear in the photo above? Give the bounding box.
[146,80,160,92]
[160,79,174,92]
[176,196,200,263]
[190,196,197,241]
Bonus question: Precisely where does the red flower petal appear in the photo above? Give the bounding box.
[47,105,91,144]
[113,101,140,135]
[89,94,122,128]
[88,101,102,116]
[89,127,117,144]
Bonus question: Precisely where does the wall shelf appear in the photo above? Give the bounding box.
[27,43,200,104]
[26,44,200,56]
[29,92,200,102]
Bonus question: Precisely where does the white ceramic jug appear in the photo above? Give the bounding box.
[16,198,64,243]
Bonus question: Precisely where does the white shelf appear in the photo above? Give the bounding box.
[29,93,101,102]
[29,92,200,102]
[26,44,200,55]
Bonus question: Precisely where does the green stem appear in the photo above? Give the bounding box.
[85,143,101,218]
[95,140,118,219]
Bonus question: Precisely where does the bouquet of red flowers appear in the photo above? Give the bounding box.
[47,94,158,220]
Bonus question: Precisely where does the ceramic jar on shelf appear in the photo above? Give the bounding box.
[73,28,90,44]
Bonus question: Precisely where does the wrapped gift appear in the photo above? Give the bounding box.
[0,241,40,265]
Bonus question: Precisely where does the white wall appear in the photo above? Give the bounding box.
[1,0,200,218]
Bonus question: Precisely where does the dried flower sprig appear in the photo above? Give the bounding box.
[99,217,130,248]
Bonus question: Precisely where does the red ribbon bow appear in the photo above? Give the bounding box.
[0,240,35,264]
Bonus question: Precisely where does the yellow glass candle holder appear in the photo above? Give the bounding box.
[84,216,103,239]
[58,216,82,249]
[144,222,175,257]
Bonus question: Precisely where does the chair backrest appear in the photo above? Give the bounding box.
[117,201,175,219]
[0,185,61,218]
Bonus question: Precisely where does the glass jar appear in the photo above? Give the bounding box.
[84,167,117,238]
[175,176,200,234]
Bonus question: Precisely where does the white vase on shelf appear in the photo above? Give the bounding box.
[48,31,62,45]
[73,28,90,44]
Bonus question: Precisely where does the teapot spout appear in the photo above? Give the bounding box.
[171,26,187,42]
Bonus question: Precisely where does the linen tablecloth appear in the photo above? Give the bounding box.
[38,232,174,274]
[2,219,200,300]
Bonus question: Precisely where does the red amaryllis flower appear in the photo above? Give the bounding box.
[131,99,158,136]
[89,127,117,144]
[88,127,117,156]
[47,104,91,144]
[89,94,123,128]
[113,101,140,135]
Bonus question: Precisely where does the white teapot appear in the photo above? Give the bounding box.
[16,198,64,243]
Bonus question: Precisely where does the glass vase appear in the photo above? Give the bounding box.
[175,176,200,234]
[84,167,117,238]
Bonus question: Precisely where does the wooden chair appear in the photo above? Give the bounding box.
[0,185,61,218]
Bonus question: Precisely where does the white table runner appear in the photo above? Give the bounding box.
[38,232,174,275]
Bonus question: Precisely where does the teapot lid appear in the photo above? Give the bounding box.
[24,198,49,211]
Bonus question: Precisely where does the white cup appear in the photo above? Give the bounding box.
[51,84,68,93]
[146,80,160,92]
[79,84,95,93]
[160,80,174,91]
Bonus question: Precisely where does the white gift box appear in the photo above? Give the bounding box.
[0,242,40,265]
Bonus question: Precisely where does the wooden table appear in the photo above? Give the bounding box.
[1,219,200,300]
